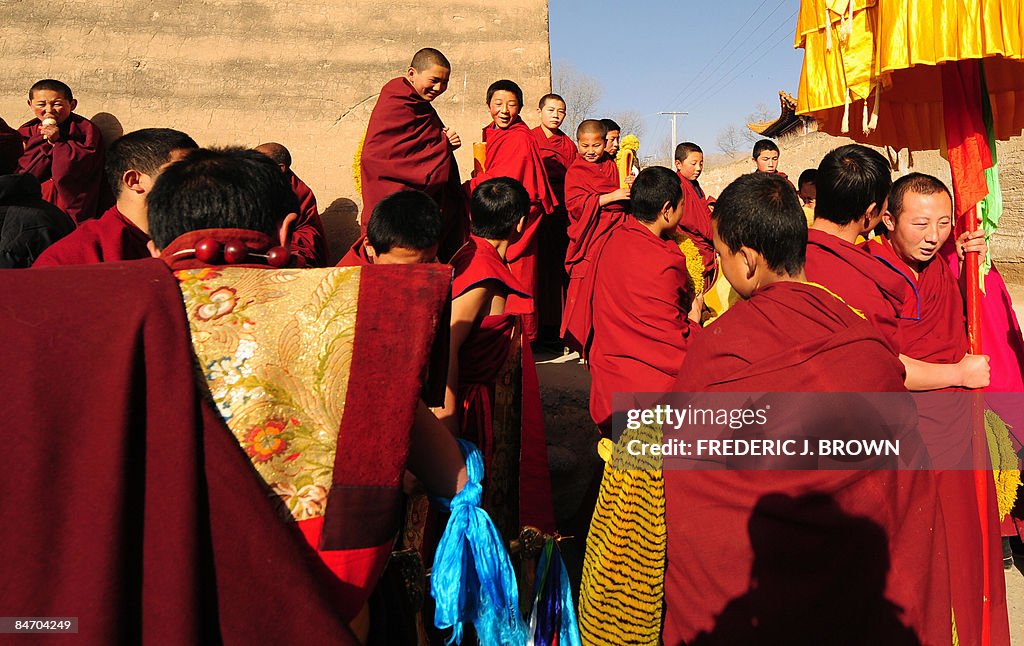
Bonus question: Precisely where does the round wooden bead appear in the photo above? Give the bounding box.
[266,246,290,268]
[223,241,248,264]
[194,238,222,263]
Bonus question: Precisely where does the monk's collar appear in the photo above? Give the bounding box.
[161,228,294,271]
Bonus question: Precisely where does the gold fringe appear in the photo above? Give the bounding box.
[985,409,1022,521]
[678,237,706,296]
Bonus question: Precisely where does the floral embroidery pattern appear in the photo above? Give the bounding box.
[176,267,361,522]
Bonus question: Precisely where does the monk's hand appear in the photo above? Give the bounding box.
[39,123,60,143]
[956,229,987,260]
[688,292,705,323]
[957,353,991,389]
[443,127,462,150]
[625,175,635,188]
[611,186,630,202]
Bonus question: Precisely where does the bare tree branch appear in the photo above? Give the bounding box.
[552,60,603,137]
[716,124,743,159]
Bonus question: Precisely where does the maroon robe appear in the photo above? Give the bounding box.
[360,77,469,261]
[288,170,328,267]
[664,282,954,646]
[804,228,910,353]
[676,170,717,284]
[468,117,557,341]
[337,235,372,267]
[561,155,628,351]
[32,204,150,267]
[531,126,577,336]
[866,235,1011,646]
[588,218,699,432]
[450,235,555,533]
[1,259,361,643]
[18,113,105,223]
[0,117,21,174]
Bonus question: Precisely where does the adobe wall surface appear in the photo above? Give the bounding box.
[1,0,551,261]
[702,131,1024,284]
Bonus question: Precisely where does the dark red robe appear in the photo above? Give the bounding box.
[32,204,150,267]
[337,235,371,267]
[561,155,628,351]
[531,126,577,336]
[1,259,361,643]
[588,218,699,432]
[18,113,106,223]
[360,77,469,261]
[804,228,910,354]
[676,170,717,284]
[0,117,21,174]
[288,170,328,267]
[468,117,557,341]
[449,235,555,533]
[664,282,955,646]
[866,235,1011,646]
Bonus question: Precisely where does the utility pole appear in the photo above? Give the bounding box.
[658,111,689,156]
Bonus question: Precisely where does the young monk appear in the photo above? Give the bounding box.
[671,142,717,284]
[674,142,712,203]
[797,167,816,225]
[468,79,556,342]
[600,118,620,158]
[17,80,106,223]
[751,138,794,189]
[337,190,440,266]
[437,176,555,534]
[360,48,468,261]
[560,119,629,352]
[254,142,328,266]
[33,128,197,267]
[531,93,577,346]
[588,166,702,434]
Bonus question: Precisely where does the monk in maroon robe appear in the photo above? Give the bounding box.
[866,173,1009,646]
[18,80,106,223]
[0,117,21,174]
[673,142,717,279]
[531,94,577,343]
[560,119,629,352]
[34,128,197,267]
[662,172,956,646]
[254,142,328,266]
[360,48,468,261]
[337,190,441,268]
[588,167,700,434]
[468,80,557,342]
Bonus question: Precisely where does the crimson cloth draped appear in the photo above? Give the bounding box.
[360,77,469,261]
[450,235,555,532]
[804,228,910,353]
[531,126,577,335]
[0,259,361,643]
[588,218,699,432]
[18,113,106,223]
[677,170,717,284]
[0,117,21,173]
[288,170,328,267]
[664,281,953,646]
[33,204,150,266]
[561,155,628,351]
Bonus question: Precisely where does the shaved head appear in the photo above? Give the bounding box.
[577,119,607,139]
[254,142,291,169]
[410,48,451,72]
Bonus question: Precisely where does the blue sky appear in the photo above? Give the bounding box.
[549,0,805,158]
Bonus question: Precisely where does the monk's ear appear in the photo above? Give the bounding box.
[406,67,416,81]
[364,239,378,263]
[123,169,145,194]
[147,240,161,258]
[739,246,758,279]
[881,211,897,233]
[278,212,298,248]
[861,201,880,229]
[69,98,78,112]
[516,216,525,234]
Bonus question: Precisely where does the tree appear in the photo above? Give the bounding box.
[552,60,603,137]
[742,102,774,144]
[610,109,645,140]
[716,124,744,159]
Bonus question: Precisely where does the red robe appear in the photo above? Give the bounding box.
[867,235,1011,646]
[18,113,106,223]
[288,170,328,267]
[664,282,954,646]
[561,155,627,351]
[531,126,577,335]
[468,116,557,341]
[337,235,371,267]
[32,204,150,267]
[449,235,555,533]
[804,228,910,353]
[588,218,699,432]
[360,77,469,261]
[1,259,360,643]
[676,170,717,284]
[0,117,21,174]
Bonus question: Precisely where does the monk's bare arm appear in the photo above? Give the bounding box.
[407,400,468,497]
[599,186,630,206]
[900,353,990,390]
[433,285,491,434]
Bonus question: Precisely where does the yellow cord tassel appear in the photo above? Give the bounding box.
[985,409,1022,521]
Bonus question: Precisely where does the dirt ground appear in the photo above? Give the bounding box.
[533,345,1024,643]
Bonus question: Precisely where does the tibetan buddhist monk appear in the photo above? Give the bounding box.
[360,48,468,261]
[588,166,702,434]
[17,79,106,223]
[437,176,555,535]
[600,118,620,159]
[146,146,467,638]
[531,93,577,346]
[337,190,440,267]
[797,167,816,225]
[468,79,556,342]
[0,117,21,174]
[865,172,1008,645]
[560,118,629,352]
[672,143,716,285]
[674,141,713,205]
[254,141,328,266]
[659,172,956,646]
[752,138,794,189]
[33,128,197,267]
